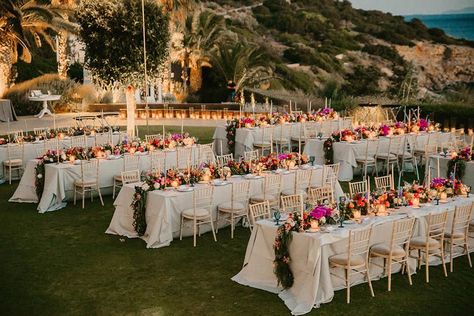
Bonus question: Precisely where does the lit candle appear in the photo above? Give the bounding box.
[181,117,184,134]
[353,210,361,221]
[162,125,165,138]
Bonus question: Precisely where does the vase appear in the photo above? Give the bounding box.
[310,219,319,231]
[353,210,361,221]
[440,192,448,202]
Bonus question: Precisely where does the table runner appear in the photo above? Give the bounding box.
[232,196,474,315]
[106,167,344,248]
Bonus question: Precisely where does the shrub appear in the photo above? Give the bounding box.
[4,74,82,116]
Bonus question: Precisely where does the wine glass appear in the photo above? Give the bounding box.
[273,210,281,226]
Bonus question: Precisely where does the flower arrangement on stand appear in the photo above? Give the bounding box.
[225,119,239,154]
[447,147,472,180]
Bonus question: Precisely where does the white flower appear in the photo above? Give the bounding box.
[61,153,67,160]
[49,158,54,162]
[153,182,161,190]
[320,217,326,225]
[141,183,150,191]
[37,174,43,179]
[43,155,48,160]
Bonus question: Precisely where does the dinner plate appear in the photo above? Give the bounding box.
[177,186,194,192]
[213,180,229,186]
[343,220,356,224]
[305,229,320,233]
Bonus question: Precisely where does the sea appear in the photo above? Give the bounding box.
[404,13,474,41]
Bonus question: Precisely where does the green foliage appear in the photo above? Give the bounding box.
[361,44,404,64]
[343,65,382,96]
[76,0,169,87]
[4,74,81,115]
[14,46,57,83]
[275,65,315,94]
[67,62,84,83]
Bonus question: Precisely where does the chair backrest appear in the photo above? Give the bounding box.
[323,163,340,187]
[231,181,250,206]
[321,121,332,138]
[294,169,312,191]
[389,135,403,155]
[199,143,215,163]
[362,138,379,160]
[71,135,87,148]
[343,117,353,130]
[216,153,233,167]
[303,122,317,139]
[7,143,24,161]
[263,173,282,197]
[193,186,214,209]
[36,147,46,158]
[177,147,193,169]
[34,127,48,136]
[277,123,292,141]
[80,159,99,182]
[375,173,394,191]
[424,144,438,157]
[9,130,24,142]
[259,125,274,143]
[121,169,141,184]
[123,154,140,172]
[450,203,473,236]
[249,201,271,225]
[243,150,259,162]
[145,134,161,142]
[307,185,334,205]
[151,151,166,173]
[390,217,415,249]
[428,133,439,147]
[95,133,111,146]
[349,179,369,197]
[347,225,373,260]
[426,211,448,241]
[281,194,304,214]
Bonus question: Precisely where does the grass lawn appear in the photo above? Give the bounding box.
[1,126,474,315]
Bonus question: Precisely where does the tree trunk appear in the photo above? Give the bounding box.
[57,31,69,79]
[125,85,136,138]
[189,64,202,93]
[0,40,13,98]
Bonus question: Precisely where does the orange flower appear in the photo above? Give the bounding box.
[348,202,354,209]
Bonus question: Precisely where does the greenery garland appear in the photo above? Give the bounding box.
[323,138,334,164]
[131,186,151,236]
[225,119,239,154]
[447,157,466,180]
[35,162,45,199]
[273,212,304,289]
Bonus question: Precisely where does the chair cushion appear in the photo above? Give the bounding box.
[330,254,365,267]
[410,237,440,249]
[444,231,465,239]
[377,153,397,159]
[218,201,245,211]
[182,208,211,218]
[250,194,277,202]
[398,152,413,159]
[253,142,271,147]
[3,159,22,166]
[114,174,123,181]
[371,243,406,258]
[75,180,97,187]
[355,156,375,162]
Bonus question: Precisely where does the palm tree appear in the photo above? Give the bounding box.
[51,0,78,79]
[177,9,224,93]
[0,0,75,96]
[211,41,273,92]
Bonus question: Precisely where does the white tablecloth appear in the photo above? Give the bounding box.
[106,167,344,248]
[429,155,474,187]
[9,145,201,213]
[232,196,474,315]
[303,132,453,181]
[213,120,346,158]
[0,133,124,178]
[0,99,17,122]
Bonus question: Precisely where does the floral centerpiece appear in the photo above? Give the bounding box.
[371,190,397,215]
[226,160,251,175]
[315,108,338,121]
[379,124,394,137]
[307,204,338,230]
[403,182,431,206]
[394,121,406,135]
[355,126,377,139]
[447,147,472,180]
[348,193,369,216]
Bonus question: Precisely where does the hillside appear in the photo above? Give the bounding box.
[201,0,474,101]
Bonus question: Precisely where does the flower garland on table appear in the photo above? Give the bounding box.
[130,170,186,236]
[225,119,239,154]
[323,138,334,164]
[35,162,45,199]
[447,147,472,180]
[273,211,305,289]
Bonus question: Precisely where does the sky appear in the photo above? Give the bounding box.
[349,0,474,15]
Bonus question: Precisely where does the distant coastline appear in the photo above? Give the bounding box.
[404,13,474,41]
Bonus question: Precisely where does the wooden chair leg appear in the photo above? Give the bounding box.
[366,260,375,297]
[466,240,472,268]
[209,215,217,242]
[193,218,197,247]
[425,250,430,283]
[179,216,184,240]
[387,257,392,291]
[97,187,104,206]
[450,242,454,273]
[440,244,448,277]
[231,213,235,239]
[73,186,77,205]
[406,258,413,286]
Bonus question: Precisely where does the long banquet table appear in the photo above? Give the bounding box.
[303,131,453,181]
[213,119,350,158]
[9,145,201,213]
[232,196,474,315]
[429,154,474,187]
[106,166,344,248]
[0,133,124,178]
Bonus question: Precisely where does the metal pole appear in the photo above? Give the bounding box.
[141,0,149,135]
